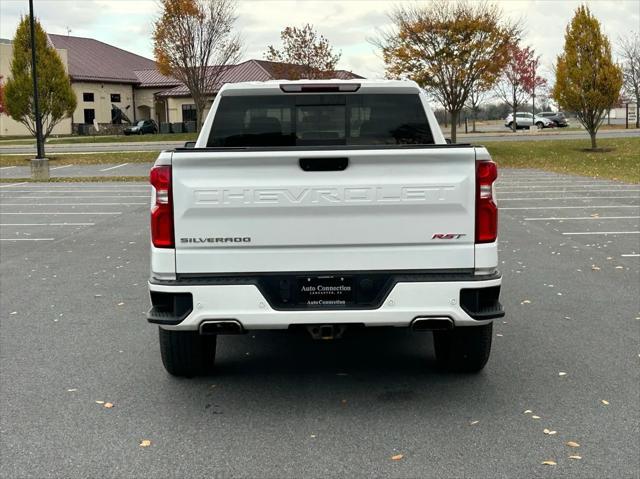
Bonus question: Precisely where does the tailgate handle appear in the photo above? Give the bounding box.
[299,157,348,172]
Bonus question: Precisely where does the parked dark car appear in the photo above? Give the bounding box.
[123,119,158,135]
[537,111,569,127]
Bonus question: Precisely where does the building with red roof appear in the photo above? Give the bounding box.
[0,34,363,136]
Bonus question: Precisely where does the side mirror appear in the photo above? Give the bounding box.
[184,141,196,149]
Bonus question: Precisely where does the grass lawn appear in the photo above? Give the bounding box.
[483,137,640,184]
[2,137,637,184]
[0,132,196,145]
[0,151,158,167]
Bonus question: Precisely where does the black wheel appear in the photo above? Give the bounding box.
[159,327,217,377]
[433,323,492,373]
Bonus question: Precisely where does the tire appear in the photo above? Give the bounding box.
[159,327,217,377]
[535,122,544,129]
[433,323,493,373]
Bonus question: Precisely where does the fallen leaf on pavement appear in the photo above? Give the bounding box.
[95,400,104,404]
[591,266,601,271]
[139,440,151,448]
[391,454,403,461]
[67,388,77,392]
[521,300,531,304]
[601,400,609,405]
[524,410,532,414]
[558,372,567,376]
[117,302,124,306]
[104,402,114,409]
[470,420,479,425]
[542,460,557,466]
[532,415,541,419]
[569,455,582,460]
[566,441,580,448]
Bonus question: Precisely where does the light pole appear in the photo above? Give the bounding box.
[530,59,536,118]
[29,0,48,180]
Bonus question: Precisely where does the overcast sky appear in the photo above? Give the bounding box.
[0,0,638,80]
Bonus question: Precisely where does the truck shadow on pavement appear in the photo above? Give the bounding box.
[158,328,499,416]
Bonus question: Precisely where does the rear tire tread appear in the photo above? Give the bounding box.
[434,323,493,373]
[159,328,216,377]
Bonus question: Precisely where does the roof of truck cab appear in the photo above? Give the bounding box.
[217,79,422,95]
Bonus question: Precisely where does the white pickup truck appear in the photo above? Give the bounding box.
[147,79,504,376]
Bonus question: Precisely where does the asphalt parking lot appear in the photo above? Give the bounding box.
[0,170,638,478]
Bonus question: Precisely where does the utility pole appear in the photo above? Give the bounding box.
[29,0,48,180]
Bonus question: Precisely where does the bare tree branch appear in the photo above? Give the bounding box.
[153,0,242,130]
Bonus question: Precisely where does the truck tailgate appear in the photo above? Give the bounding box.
[172,147,476,273]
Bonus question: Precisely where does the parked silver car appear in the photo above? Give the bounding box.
[504,112,554,130]
[537,111,569,127]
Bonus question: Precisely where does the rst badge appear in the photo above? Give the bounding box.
[432,233,466,240]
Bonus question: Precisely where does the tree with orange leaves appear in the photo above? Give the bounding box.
[375,1,520,142]
[265,24,341,80]
[153,0,242,130]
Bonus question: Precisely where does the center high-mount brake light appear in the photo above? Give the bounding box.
[475,161,498,243]
[150,165,174,248]
[280,83,361,93]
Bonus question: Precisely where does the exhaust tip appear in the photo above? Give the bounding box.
[411,317,454,332]
[199,320,243,335]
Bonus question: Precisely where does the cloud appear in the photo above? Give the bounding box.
[1,0,637,78]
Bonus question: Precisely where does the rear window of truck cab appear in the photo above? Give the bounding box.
[207,94,434,147]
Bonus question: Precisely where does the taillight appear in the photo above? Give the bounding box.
[150,165,174,248]
[475,161,498,243]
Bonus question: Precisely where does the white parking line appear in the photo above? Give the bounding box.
[1,184,149,188]
[524,216,640,221]
[99,163,129,172]
[0,166,16,170]
[50,164,74,170]
[500,196,639,201]
[499,180,617,184]
[0,203,146,206]
[562,231,640,235]
[0,223,95,226]
[499,189,640,194]
[1,195,149,199]
[0,212,121,215]
[0,189,149,193]
[0,238,55,241]
[621,254,640,257]
[497,184,638,189]
[501,205,640,210]
[0,182,27,188]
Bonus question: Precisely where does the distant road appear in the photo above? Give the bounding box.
[1,129,638,154]
[460,128,640,143]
